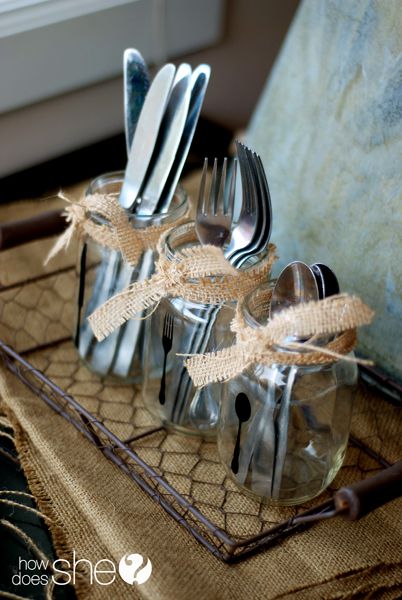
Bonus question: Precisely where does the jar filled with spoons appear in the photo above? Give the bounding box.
[217,274,360,505]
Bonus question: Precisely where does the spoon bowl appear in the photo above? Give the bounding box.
[270,261,319,319]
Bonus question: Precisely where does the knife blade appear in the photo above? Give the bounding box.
[124,48,150,156]
[158,64,211,213]
[138,64,192,215]
[119,62,176,210]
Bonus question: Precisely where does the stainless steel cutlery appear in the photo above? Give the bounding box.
[119,63,176,211]
[80,54,211,379]
[174,142,273,425]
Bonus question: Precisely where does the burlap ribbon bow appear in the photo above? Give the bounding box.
[88,236,276,341]
[184,294,375,387]
[45,192,188,267]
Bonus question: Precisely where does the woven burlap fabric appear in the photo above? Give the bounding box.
[1,185,402,599]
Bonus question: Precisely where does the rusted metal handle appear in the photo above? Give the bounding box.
[334,460,402,520]
[0,209,66,251]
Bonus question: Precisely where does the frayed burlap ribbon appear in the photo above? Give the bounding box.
[185,294,375,387]
[88,230,276,341]
[45,192,189,267]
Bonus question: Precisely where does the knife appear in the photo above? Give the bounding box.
[113,64,211,378]
[78,51,151,364]
[112,64,194,376]
[157,64,211,213]
[138,63,192,215]
[124,48,150,155]
[119,63,176,210]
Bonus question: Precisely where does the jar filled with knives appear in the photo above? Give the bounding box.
[74,170,188,381]
[59,50,211,380]
[141,142,276,435]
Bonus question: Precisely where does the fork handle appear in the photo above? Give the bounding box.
[159,353,168,405]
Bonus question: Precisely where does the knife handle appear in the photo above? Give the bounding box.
[0,209,66,251]
[334,460,402,520]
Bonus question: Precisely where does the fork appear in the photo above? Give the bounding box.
[159,312,174,405]
[177,143,267,425]
[195,157,236,247]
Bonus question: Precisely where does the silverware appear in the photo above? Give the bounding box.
[74,243,88,347]
[183,158,237,425]
[124,48,150,155]
[195,157,236,247]
[311,263,340,299]
[159,312,174,405]
[180,143,270,426]
[269,261,324,499]
[224,143,260,263]
[139,64,192,215]
[78,51,151,362]
[113,63,211,378]
[80,59,159,370]
[119,63,176,210]
[270,365,297,499]
[157,64,211,213]
[270,261,319,320]
[231,393,251,474]
[233,146,272,268]
[112,64,194,377]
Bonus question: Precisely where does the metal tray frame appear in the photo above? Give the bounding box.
[0,335,394,562]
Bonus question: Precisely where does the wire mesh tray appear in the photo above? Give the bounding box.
[1,218,401,563]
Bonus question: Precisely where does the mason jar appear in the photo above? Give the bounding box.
[217,283,358,505]
[75,171,188,381]
[141,222,270,436]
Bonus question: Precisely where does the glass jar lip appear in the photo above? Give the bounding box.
[164,222,198,260]
[243,282,275,329]
[164,222,270,269]
[86,170,188,224]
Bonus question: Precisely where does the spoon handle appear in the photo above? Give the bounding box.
[231,422,242,474]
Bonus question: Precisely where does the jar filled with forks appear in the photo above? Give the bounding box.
[142,143,275,435]
[75,170,188,381]
[217,282,359,505]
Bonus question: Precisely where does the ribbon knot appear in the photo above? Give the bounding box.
[184,294,375,387]
[45,192,190,267]
[88,242,276,342]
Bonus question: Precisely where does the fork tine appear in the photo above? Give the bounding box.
[209,158,219,215]
[226,158,237,217]
[217,158,227,215]
[235,141,248,214]
[245,147,258,207]
[198,158,209,216]
[168,313,174,338]
[237,142,255,217]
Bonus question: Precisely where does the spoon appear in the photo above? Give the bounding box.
[269,261,320,497]
[270,261,319,319]
[310,263,340,299]
[231,392,252,475]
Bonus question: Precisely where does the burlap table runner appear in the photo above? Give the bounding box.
[1,179,401,599]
